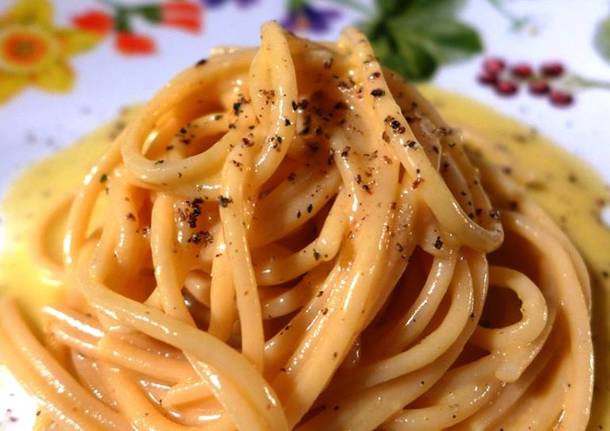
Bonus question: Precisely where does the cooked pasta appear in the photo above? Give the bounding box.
[0,22,593,430]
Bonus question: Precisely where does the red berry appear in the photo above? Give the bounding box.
[483,57,506,74]
[511,63,533,79]
[549,89,573,107]
[541,61,564,78]
[495,80,518,96]
[528,80,550,95]
[477,70,498,85]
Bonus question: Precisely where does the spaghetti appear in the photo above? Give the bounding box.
[0,22,593,430]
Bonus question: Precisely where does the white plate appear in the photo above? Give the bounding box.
[0,0,609,428]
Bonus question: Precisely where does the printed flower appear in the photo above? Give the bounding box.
[160,1,203,33]
[282,3,340,33]
[0,0,102,104]
[72,1,203,56]
[115,32,156,55]
[72,10,114,35]
[201,0,257,8]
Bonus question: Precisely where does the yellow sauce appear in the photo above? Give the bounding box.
[421,86,610,430]
[1,90,609,429]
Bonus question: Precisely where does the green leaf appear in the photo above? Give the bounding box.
[594,16,610,64]
[132,5,162,23]
[288,0,308,11]
[367,0,481,81]
[389,17,482,63]
[372,34,437,81]
[375,0,410,15]
[375,0,464,18]
[114,8,131,33]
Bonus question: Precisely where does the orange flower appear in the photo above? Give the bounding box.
[72,10,114,35]
[0,0,102,104]
[115,32,156,55]
[161,2,203,33]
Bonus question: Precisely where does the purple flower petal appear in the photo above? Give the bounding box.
[202,0,227,7]
[202,0,257,8]
[281,4,341,33]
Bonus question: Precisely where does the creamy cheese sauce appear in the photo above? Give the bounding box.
[0,90,608,429]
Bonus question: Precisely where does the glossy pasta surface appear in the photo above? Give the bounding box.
[0,22,593,431]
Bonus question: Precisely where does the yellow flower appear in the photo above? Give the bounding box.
[0,0,102,104]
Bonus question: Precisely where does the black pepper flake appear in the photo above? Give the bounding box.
[341,146,351,158]
[412,177,423,189]
[188,230,214,246]
[434,236,443,249]
[323,58,334,69]
[371,88,385,97]
[313,249,321,260]
[316,291,324,297]
[284,118,291,126]
[100,173,108,183]
[242,137,253,147]
[369,71,381,80]
[195,58,207,66]
[405,140,417,148]
[321,307,329,315]
[434,127,454,137]
[287,172,297,182]
[297,210,302,218]
[154,160,165,165]
[218,195,233,207]
[384,115,406,134]
[291,100,298,111]
[232,102,242,115]
[362,184,372,194]
[182,198,204,228]
[126,213,136,221]
[489,208,501,220]
[307,204,313,213]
